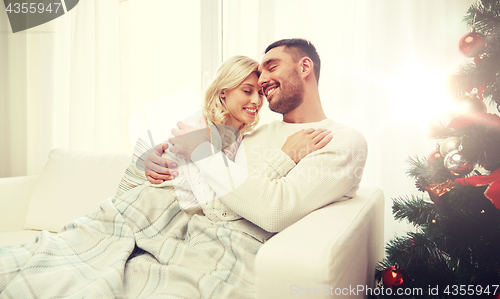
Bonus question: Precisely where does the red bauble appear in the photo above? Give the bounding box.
[428,149,443,164]
[458,31,487,57]
[382,266,406,288]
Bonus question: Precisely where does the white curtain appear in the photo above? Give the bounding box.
[222,0,481,242]
[0,0,203,177]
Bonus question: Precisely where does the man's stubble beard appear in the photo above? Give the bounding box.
[269,70,304,115]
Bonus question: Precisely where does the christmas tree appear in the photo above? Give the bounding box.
[371,1,500,298]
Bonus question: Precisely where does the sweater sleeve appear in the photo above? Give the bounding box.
[115,111,206,198]
[193,130,368,233]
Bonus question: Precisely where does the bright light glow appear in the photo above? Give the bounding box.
[384,59,454,134]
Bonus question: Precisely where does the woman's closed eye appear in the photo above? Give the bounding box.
[244,88,259,95]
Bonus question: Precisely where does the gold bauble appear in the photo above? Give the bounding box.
[453,94,487,115]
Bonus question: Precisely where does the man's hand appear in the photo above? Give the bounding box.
[169,121,210,160]
[145,143,178,184]
[281,128,332,163]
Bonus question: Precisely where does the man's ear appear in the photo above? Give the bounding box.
[299,57,314,80]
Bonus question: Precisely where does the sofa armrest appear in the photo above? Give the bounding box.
[0,175,39,232]
[255,187,384,299]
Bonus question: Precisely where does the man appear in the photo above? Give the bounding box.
[146,38,367,233]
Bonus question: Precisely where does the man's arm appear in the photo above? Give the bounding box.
[193,130,367,233]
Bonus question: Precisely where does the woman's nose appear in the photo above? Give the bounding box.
[250,92,261,105]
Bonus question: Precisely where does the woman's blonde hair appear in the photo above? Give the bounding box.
[203,55,261,136]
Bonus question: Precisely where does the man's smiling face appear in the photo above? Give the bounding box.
[258,46,304,115]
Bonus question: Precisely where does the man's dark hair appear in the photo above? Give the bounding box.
[265,38,321,83]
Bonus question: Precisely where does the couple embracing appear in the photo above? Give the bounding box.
[139,38,367,232]
[0,38,367,298]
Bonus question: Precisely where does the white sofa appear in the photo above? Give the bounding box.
[0,148,384,298]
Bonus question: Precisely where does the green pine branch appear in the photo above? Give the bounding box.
[392,195,438,227]
[427,120,453,139]
[457,123,500,169]
[448,0,500,105]
[465,0,500,35]
[406,155,455,189]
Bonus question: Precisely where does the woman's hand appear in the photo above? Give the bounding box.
[144,143,178,184]
[169,120,210,160]
[281,128,332,163]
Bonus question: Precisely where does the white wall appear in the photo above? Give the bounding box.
[128,0,202,113]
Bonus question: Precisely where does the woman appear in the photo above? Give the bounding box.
[143,55,266,221]
[0,56,330,298]
[120,55,330,222]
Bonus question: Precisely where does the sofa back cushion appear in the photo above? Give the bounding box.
[24,149,132,232]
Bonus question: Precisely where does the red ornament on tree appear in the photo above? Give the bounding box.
[428,149,443,164]
[458,30,487,57]
[448,113,500,130]
[382,266,406,288]
[425,178,454,208]
[455,167,500,210]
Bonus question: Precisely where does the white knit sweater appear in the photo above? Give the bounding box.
[193,118,368,233]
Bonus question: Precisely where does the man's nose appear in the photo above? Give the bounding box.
[258,72,269,87]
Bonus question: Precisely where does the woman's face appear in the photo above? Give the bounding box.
[224,72,264,129]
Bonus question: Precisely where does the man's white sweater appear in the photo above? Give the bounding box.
[193,118,367,233]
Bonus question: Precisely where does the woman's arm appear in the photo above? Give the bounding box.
[280,128,332,163]
[144,113,208,184]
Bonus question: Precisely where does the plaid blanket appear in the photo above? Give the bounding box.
[0,184,264,298]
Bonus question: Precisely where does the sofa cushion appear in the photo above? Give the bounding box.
[115,138,149,198]
[24,149,132,232]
